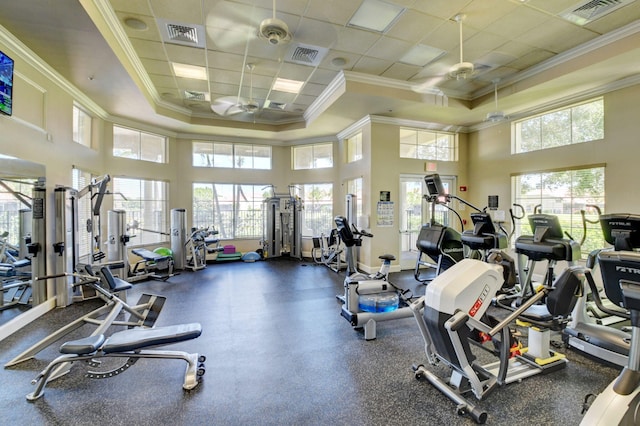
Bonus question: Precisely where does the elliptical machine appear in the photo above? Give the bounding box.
[334,215,414,340]
[414,174,509,284]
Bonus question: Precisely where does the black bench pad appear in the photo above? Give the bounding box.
[102,323,202,353]
[60,334,106,355]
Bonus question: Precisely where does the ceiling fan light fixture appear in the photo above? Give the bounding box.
[449,61,474,80]
[259,17,291,45]
[486,111,507,122]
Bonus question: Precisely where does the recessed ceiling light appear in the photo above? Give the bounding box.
[348,0,405,33]
[172,62,208,80]
[124,17,148,31]
[272,78,304,94]
[400,44,446,67]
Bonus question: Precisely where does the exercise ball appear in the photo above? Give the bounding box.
[154,247,173,258]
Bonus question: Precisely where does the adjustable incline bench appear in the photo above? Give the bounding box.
[27,322,205,401]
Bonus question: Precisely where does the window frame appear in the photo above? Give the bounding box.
[113,125,167,164]
[292,142,334,170]
[292,182,334,237]
[192,141,272,169]
[512,98,604,154]
[511,165,605,258]
[112,176,169,247]
[399,128,458,161]
[192,182,267,239]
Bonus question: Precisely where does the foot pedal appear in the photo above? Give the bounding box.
[18,285,32,304]
[3,286,19,303]
[133,294,167,327]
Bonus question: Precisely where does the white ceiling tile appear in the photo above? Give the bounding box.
[332,27,381,54]
[130,39,168,61]
[384,10,442,42]
[367,37,413,62]
[352,56,394,75]
[381,62,423,80]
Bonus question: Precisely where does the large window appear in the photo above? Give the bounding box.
[512,166,605,257]
[400,128,457,161]
[192,141,271,169]
[113,126,167,163]
[346,132,362,163]
[513,98,604,153]
[113,177,168,246]
[292,143,333,170]
[293,183,333,237]
[192,183,267,239]
[73,104,92,148]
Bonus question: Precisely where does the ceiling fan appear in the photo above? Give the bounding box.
[449,14,474,80]
[410,14,485,94]
[211,63,261,117]
[259,0,292,45]
[485,78,508,122]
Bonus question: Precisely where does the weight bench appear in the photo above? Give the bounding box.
[27,322,205,401]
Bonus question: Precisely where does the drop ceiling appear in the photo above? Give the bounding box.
[1,0,640,141]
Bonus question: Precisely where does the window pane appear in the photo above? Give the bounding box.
[235,144,254,169]
[193,142,214,167]
[253,145,271,169]
[113,177,167,246]
[518,117,541,153]
[313,143,333,168]
[293,146,313,170]
[400,128,456,160]
[73,106,92,147]
[113,126,140,159]
[347,133,362,163]
[140,132,166,163]
[295,183,333,236]
[541,110,571,149]
[572,101,604,143]
[193,183,214,229]
[214,143,233,168]
[400,143,416,158]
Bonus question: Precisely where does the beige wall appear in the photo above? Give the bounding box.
[467,85,640,218]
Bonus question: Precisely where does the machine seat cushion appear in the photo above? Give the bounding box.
[132,248,169,261]
[378,254,396,261]
[60,334,106,355]
[99,266,133,292]
[102,323,202,354]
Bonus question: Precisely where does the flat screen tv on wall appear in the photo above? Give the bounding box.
[0,49,14,116]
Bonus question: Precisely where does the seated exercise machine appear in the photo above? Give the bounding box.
[334,215,414,340]
[581,242,640,424]
[130,247,175,281]
[411,256,581,423]
[185,227,222,271]
[311,228,344,273]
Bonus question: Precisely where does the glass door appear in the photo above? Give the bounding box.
[399,175,426,269]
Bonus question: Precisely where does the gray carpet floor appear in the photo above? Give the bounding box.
[0,257,621,425]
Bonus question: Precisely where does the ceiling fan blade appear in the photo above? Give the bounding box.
[211,96,246,116]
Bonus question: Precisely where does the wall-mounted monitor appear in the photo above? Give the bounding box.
[0,49,15,116]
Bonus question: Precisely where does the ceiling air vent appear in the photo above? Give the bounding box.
[264,100,286,110]
[184,91,210,101]
[560,0,635,25]
[157,19,206,48]
[285,43,328,67]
